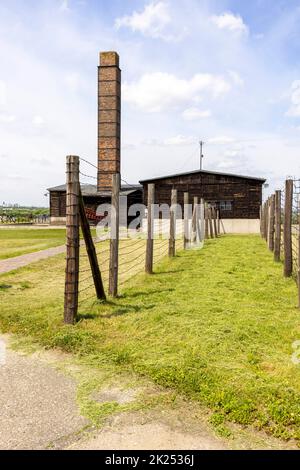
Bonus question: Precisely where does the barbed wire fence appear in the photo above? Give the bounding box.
[64,155,221,324]
[260,178,300,308]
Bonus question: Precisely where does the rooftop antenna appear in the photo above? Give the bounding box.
[199,140,204,170]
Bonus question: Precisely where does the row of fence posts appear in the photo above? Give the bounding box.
[260,178,300,307]
[64,155,221,324]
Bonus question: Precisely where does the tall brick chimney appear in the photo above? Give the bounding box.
[97,51,121,192]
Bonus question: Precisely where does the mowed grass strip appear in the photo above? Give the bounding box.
[1,235,300,442]
[0,228,66,259]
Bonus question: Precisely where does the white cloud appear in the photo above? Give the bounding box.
[143,135,195,146]
[115,1,171,39]
[0,80,7,106]
[208,136,235,145]
[228,70,244,87]
[224,149,242,158]
[182,107,212,121]
[163,135,195,146]
[286,80,300,117]
[32,115,45,126]
[123,72,231,112]
[217,159,236,169]
[211,12,248,35]
[0,113,15,123]
[59,0,70,12]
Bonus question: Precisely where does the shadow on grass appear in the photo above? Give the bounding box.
[77,300,156,321]
[154,269,185,275]
[101,303,156,319]
[122,287,175,299]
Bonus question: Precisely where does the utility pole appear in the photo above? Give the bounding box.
[200,141,204,170]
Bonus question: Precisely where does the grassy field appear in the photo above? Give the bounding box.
[0,228,66,260]
[1,234,300,443]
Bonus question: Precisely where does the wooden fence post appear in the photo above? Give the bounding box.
[191,196,198,244]
[217,209,220,236]
[265,197,269,243]
[169,189,177,257]
[212,206,218,238]
[260,205,263,238]
[64,155,80,325]
[264,198,269,242]
[200,198,205,242]
[284,179,293,277]
[262,201,265,239]
[208,206,214,238]
[109,174,120,296]
[274,190,281,262]
[145,184,155,273]
[79,192,106,300]
[204,204,209,240]
[183,192,190,249]
[268,194,275,252]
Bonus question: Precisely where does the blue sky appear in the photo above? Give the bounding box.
[1,0,300,205]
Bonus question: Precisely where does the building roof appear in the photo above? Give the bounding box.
[47,183,142,197]
[139,169,266,184]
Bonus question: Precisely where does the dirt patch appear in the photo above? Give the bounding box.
[92,387,138,405]
[68,409,227,450]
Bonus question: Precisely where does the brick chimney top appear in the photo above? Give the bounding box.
[99,51,119,67]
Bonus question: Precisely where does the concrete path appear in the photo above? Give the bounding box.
[0,245,65,274]
[0,336,88,450]
[0,335,226,450]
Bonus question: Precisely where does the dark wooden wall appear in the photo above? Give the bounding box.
[49,190,143,222]
[50,191,66,218]
[142,173,263,219]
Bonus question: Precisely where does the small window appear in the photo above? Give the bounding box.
[219,201,232,211]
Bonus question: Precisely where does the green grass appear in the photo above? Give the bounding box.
[0,228,66,259]
[1,234,300,443]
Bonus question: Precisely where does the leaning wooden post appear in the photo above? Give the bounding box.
[268,194,275,252]
[79,191,106,300]
[64,155,80,324]
[284,179,293,277]
[183,192,190,249]
[109,174,120,296]
[274,190,281,262]
[145,184,155,273]
[169,189,177,257]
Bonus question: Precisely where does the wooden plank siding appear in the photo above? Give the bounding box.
[50,191,66,218]
[49,190,143,224]
[141,173,263,219]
